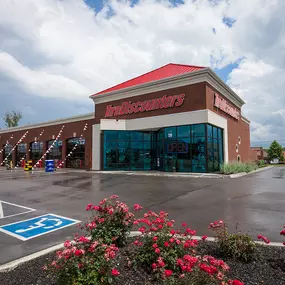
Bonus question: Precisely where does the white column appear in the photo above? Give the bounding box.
[92,124,101,170]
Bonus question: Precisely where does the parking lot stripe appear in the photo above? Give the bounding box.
[0,200,35,211]
[0,210,36,220]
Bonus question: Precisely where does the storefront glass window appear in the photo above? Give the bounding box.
[47,140,62,160]
[177,125,190,138]
[4,144,13,163]
[192,124,205,137]
[103,124,223,173]
[16,143,27,165]
[66,138,85,169]
[164,127,176,139]
[30,141,43,162]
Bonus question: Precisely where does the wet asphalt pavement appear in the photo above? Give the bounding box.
[0,167,284,265]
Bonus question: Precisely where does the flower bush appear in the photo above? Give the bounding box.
[85,195,141,247]
[131,212,244,284]
[45,197,252,285]
[209,220,256,262]
[46,237,120,285]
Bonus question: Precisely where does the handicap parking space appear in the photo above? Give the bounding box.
[0,167,284,266]
[0,213,79,241]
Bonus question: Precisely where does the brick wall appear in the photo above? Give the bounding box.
[0,118,95,169]
[205,84,251,162]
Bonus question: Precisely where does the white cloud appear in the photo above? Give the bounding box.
[0,0,285,143]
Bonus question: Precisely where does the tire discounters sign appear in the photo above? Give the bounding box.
[214,93,240,120]
[105,94,185,118]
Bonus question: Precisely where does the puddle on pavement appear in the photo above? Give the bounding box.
[272,168,285,179]
[52,176,93,186]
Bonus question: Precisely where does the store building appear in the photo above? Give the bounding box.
[0,63,250,172]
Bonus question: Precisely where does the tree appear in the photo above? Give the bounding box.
[3,111,22,128]
[267,140,283,161]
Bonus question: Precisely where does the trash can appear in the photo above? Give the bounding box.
[45,159,55,172]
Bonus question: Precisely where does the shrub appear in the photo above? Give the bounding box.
[84,195,141,247]
[257,160,265,166]
[132,212,244,284]
[220,162,257,174]
[209,221,256,262]
[46,238,120,285]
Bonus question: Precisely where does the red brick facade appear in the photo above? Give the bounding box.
[0,72,250,170]
[0,117,95,170]
[94,82,251,163]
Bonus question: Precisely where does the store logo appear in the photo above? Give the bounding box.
[214,93,240,120]
[105,94,185,118]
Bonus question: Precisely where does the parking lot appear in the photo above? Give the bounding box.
[0,166,284,265]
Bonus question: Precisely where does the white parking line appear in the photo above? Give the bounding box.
[0,200,36,220]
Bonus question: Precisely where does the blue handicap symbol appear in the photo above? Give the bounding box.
[0,214,80,240]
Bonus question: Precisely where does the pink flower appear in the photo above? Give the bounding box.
[78,236,90,243]
[133,240,139,245]
[179,274,185,279]
[139,227,146,233]
[202,235,207,241]
[185,228,196,236]
[153,236,158,241]
[280,229,285,236]
[133,220,139,225]
[182,222,187,227]
[176,239,181,245]
[169,238,175,243]
[167,222,173,227]
[152,243,158,248]
[74,249,84,256]
[164,269,173,277]
[170,230,175,235]
[111,269,120,276]
[164,241,170,247]
[110,195,119,199]
[155,248,160,254]
[64,240,72,248]
[133,204,143,211]
[152,263,157,269]
[231,280,244,285]
[257,235,270,244]
[93,205,99,211]
[86,203,93,211]
[100,198,107,205]
[157,260,165,267]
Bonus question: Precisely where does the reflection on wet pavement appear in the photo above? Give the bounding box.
[272,167,285,179]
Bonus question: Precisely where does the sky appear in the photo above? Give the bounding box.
[0,0,285,147]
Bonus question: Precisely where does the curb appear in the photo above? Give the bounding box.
[91,171,225,179]
[228,166,274,178]
[0,232,283,273]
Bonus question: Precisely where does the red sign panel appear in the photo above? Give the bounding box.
[105,94,185,118]
[214,93,240,120]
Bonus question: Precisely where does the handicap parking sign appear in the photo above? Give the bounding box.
[0,214,80,241]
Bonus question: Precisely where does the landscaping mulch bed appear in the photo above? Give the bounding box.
[0,242,284,285]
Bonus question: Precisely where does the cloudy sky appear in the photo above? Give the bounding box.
[0,0,284,147]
